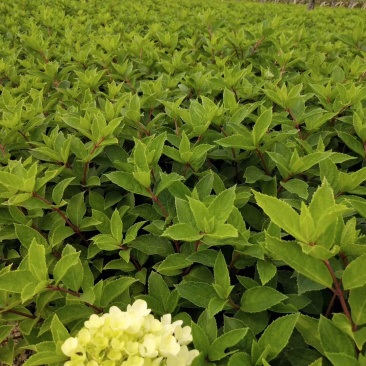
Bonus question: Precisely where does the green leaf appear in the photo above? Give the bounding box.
[188,197,210,232]
[208,187,236,225]
[50,226,74,246]
[338,131,365,157]
[240,286,287,312]
[197,310,217,343]
[53,252,80,284]
[0,338,14,365]
[254,191,305,242]
[110,209,123,243]
[155,172,184,196]
[23,352,67,366]
[281,179,308,199]
[52,177,75,205]
[208,328,248,361]
[192,322,210,355]
[162,223,202,241]
[325,353,359,366]
[252,109,272,146]
[258,313,299,361]
[187,250,218,267]
[296,315,324,355]
[129,235,174,257]
[106,171,151,197]
[51,314,69,343]
[319,316,355,357]
[0,171,23,190]
[309,179,335,222]
[175,282,217,308]
[101,277,137,307]
[349,286,366,326]
[15,224,48,249]
[0,325,14,343]
[257,260,277,285]
[61,256,83,292]
[343,254,366,289]
[176,197,195,226]
[214,251,231,299]
[148,272,170,310]
[208,223,238,239]
[0,270,35,293]
[291,152,332,175]
[223,88,237,111]
[208,297,227,317]
[157,253,192,275]
[66,192,85,227]
[265,234,333,288]
[228,353,252,366]
[28,240,48,281]
[191,353,206,366]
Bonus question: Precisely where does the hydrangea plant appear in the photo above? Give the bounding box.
[1,0,366,365]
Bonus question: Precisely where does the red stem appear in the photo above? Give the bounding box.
[183,240,202,276]
[339,252,349,268]
[39,51,49,63]
[286,108,303,139]
[46,285,103,313]
[174,240,180,253]
[90,137,105,155]
[251,36,265,55]
[33,193,87,244]
[82,162,89,186]
[255,148,270,175]
[277,174,293,193]
[18,130,29,142]
[229,252,240,271]
[146,187,169,219]
[325,292,337,318]
[194,239,201,252]
[120,244,142,271]
[228,298,240,310]
[148,107,154,123]
[323,260,356,331]
[231,88,239,103]
[0,307,37,319]
[359,70,366,83]
[137,122,150,136]
[0,143,6,157]
[174,119,180,137]
[124,76,134,89]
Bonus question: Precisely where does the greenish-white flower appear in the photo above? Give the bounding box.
[62,299,199,366]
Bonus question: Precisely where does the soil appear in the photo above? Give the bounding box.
[0,325,33,366]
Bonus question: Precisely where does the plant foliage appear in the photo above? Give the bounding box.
[1,0,366,365]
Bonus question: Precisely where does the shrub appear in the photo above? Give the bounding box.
[1,0,366,365]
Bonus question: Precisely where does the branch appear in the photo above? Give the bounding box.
[228,298,241,310]
[251,36,265,55]
[323,260,356,331]
[146,187,169,219]
[46,285,103,313]
[255,148,270,175]
[0,307,37,319]
[286,108,303,139]
[83,137,106,186]
[32,192,87,244]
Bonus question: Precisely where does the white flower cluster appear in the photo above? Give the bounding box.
[61,299,199,366]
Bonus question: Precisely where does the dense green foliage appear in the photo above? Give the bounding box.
[1,0,366,365]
